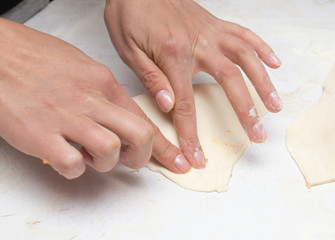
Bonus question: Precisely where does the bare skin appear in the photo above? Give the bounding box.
[104,0,282,170]
[1,0,283,178]
[0,18,190,179]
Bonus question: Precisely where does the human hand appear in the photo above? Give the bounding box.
[0,19,190,178]
[104,0,282,169]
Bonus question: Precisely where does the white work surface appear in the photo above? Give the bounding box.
[1,0,335,239]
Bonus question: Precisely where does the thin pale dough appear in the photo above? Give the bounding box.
[134,83,267,192]
[287,65,335,186]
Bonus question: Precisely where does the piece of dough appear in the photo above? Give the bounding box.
[287,65,335,186]
[134,83,267,192]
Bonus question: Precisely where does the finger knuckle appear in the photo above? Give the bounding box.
[161,34,188,56]
[174,98,195,119]
[98,65,114,81]
[240,27,254,38]
[139,70,160,90]
[162,36,179,54]
[58,152,83,175]
[132,121,154,147]
[237,44,255,58]
[217,63,241,80]
[101,137,121,158]
[90,63,116,86]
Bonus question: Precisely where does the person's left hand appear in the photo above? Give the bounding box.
[104,0,282,170]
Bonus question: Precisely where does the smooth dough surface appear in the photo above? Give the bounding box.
[287,65,335,186]
[134,83,267,192]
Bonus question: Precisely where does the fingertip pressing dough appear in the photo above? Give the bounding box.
[134,83,267,192]
[287,65,335,186]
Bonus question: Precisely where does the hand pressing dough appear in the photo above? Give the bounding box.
[287,65,335,186]
[134,83,267,192]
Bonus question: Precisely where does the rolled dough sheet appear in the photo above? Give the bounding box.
[134,83,267,192]
[287,65,335,186]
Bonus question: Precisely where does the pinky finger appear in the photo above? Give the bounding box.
[220,21,281,68]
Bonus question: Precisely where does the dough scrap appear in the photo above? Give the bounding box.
[287,65,335,186]
[134,83,267,192]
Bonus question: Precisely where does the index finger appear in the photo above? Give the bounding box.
[105,80,192,173]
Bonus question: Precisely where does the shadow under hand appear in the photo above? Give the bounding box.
[0,137,148,208]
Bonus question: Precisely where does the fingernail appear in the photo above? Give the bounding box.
[72,165,85,177]
[155,90,174,112]
[269,91,283,111]
[194,150,206,169]
[270,52,281,67]
[174,154,191,173]
[250,122,267,142]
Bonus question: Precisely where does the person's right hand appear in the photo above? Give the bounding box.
[0,19,191,179]
[104,0,283,171]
